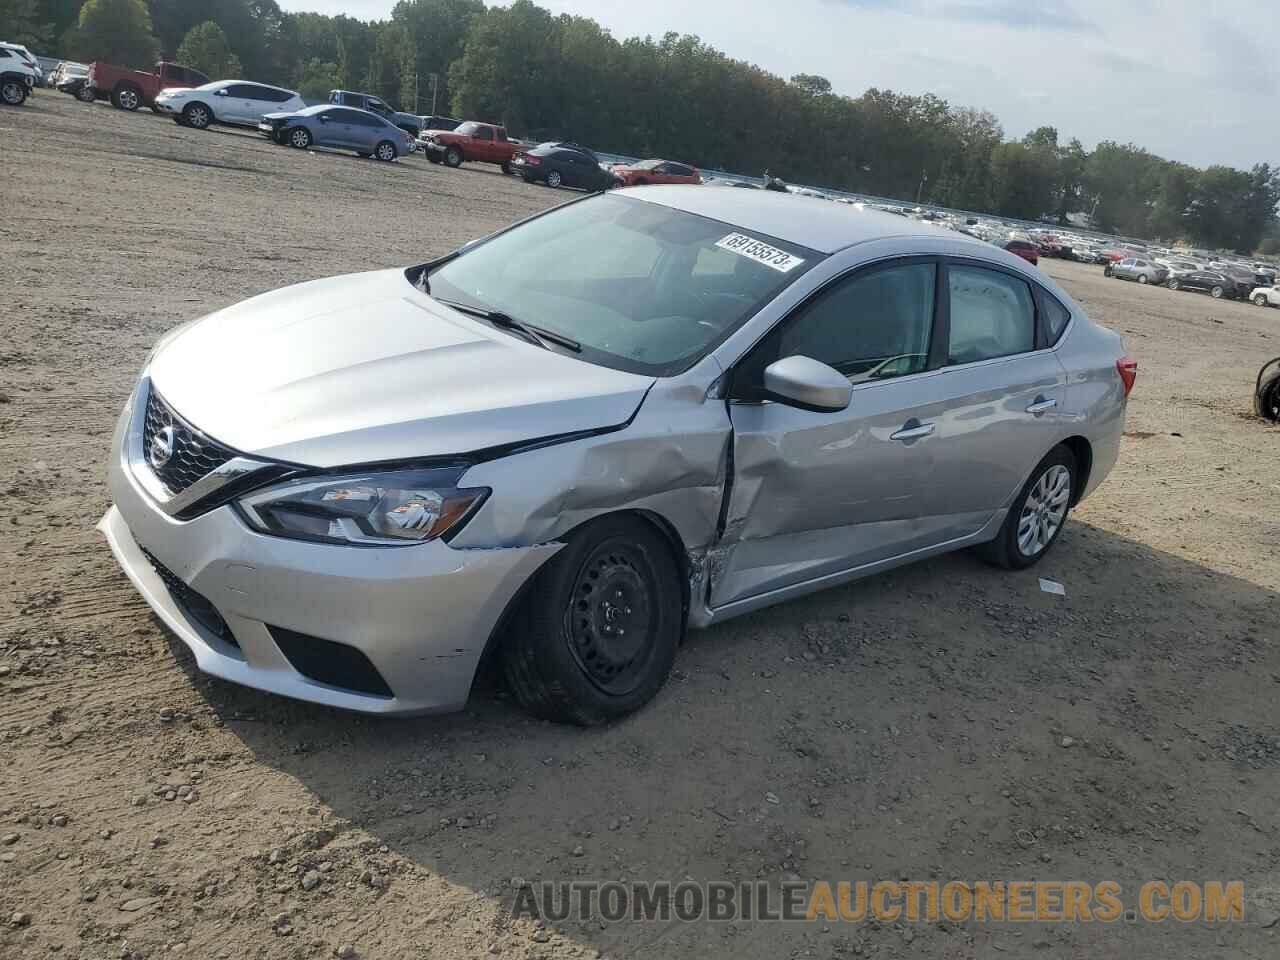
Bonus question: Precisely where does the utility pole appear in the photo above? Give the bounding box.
[429,73,438,115]
[916,169,928,205]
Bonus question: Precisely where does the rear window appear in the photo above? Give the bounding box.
[1041,294,1071,344]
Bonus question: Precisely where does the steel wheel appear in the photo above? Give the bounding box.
[375,140,396,161]
[1210,285,1224,299]
[288,127,310,149]
[1,80,25,105]
[565,541,656,696]
[1017,464,1072,558]
[546,170,562,188]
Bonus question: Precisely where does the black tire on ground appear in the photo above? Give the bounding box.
[1210,285,1224,299]
[1253,294,1268,307]
[76,84,96,103]
[444,146,462,167]
[1137,273,1148,284]
[182,102,211,129]
[501,515,683,726]
[374,140,397,162]
[113,84,141,111]
[1256,370,1280,422]
[501,160,513,175]
[545,170,562,188]
[978,445,1077,570]
[0,79,27,106]
[1168,278,1179,290]
[1104,265,1114,277]
[287,126,311,149]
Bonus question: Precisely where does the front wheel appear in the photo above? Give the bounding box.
[76,84,96,103]
[1103,265,1114,277]
[545,169,562,188]
[501,515,682,725]
[978,446,1076,570]
[113,85,141,111]
[374,140,397,162]
[501,160,513,175]
[287,126,311,149]
[0,79,26,106]
[444,146,462,167]
[182,102,211,129]
[1256,370,1280,422]
[1137,273,1148,284]
[1254,294,1268,307]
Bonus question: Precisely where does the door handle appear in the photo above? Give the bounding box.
[1025,397,1058,415]
[890,421,934,441]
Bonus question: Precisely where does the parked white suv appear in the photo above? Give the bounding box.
[154,80,304,130]
[1250,285,1280,308]
[0,43,38,105]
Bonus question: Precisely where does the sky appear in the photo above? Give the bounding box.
[278,0,1277,170]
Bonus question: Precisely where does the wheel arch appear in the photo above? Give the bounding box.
[1059,435,1093,505]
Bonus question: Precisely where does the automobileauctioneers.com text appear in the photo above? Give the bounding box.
[512,880,1246,924]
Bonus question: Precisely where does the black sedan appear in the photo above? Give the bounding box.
[1166,270,1241,300]
[512,143,621,191]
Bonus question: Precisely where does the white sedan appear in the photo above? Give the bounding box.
[155,80,304,131]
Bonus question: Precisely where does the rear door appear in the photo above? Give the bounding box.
[472,124,496,161]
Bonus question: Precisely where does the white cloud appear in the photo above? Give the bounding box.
[278,0,1277,168]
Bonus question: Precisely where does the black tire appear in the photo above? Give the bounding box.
[1210,285,1224,299]
[978,445,1077,570]
[1137,273,1148,284]
[286,126,311,149]
[374,140,397,162]
[545,169,562,188]
[76,84,96,103]
[1167,278,1179,291]
[182,102,212,129]
[1103,264,1114,277]
[501,160,513,175]
[1256,370,1280,422]
[1253,294,1268,307]
[0,79,26,106]
[444,146,462,167]
[113,84,141,111]
[501,515,682,725]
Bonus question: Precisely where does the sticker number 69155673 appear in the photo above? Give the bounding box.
[714,233,806,273]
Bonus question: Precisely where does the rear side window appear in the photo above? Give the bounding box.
[475,126,494,141]
[948,266,1035,364]
[1041,294,1071,345]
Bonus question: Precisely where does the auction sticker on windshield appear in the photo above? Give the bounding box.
[716,233,806,273]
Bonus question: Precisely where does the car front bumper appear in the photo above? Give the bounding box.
[154,100,179,115]
[98,387,560,715]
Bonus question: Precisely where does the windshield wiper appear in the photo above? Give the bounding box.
[433,297,581,352]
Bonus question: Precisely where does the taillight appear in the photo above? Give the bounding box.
[1116,357,1137,397]
[522,155,540,166]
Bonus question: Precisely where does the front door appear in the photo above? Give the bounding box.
[713,258,946,607]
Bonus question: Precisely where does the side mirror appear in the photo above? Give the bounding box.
[215,88,227,96]
[763,356,852,413]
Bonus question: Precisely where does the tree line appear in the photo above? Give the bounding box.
[5,0,1278,253]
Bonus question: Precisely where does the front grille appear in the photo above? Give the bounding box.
[142,550,238,648]
[143,388,236,495]
[268,626,393,698]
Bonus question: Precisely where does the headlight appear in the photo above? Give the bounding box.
[237,467,488,546]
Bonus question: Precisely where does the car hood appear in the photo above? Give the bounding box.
[147,269,655,468]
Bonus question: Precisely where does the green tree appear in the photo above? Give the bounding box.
[0,0,51,48]
[989,141,1057,220]
[296,57,339,99]
[64,0,157,67]
[789,73,831,97]
[176,21,242,79]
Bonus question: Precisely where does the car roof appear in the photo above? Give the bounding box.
[622,185,966,254]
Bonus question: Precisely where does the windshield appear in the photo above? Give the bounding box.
[426,194,819,376]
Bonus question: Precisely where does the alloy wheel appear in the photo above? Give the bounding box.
[1017,464,1071,557]
[290,128,309,149]
[546,170,562,188]
[1,81,24,105]
[1210,286,1224,298]
[118,88,139,110]
[76,84,95,102]
[376,142,395,161]
[565,541,655,696]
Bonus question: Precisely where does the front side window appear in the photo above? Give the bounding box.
[948,265,1035,364]
[427,194,819,376]
[475,126,494,141]
[735,262,936,398]
[455,121,481,136]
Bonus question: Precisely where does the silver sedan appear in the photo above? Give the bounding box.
[100,189,1134,724]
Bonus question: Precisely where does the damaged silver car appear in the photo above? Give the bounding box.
[100,187,1135,724]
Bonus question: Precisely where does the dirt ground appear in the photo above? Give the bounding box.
[2,93,1279,960]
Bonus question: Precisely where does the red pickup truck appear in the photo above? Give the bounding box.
[86,61,209,111]
[420,121,521,172]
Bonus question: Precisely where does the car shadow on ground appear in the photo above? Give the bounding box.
[158,520,1280,958]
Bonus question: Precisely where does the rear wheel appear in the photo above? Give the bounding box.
[1210,285,1224,299]
[75,84,96,103]
[182,102,211,129]
[113,85,141,111]
[501,160,513,175]
[287,126,311,149]
[1137,273,1148,284]
[1167,278,1180,290]
[978,445,1076,570]
[1254,294,1268,307]
[374,140,397,162]
[444,146,462,167]
[1103,264,1114,277]
[1256,370,1280,422]
[501,515,682,726]
[0,79,26,106]
[545,169,562,188]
